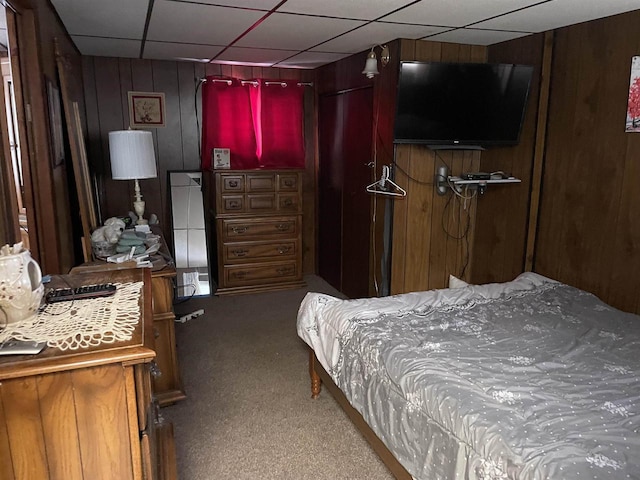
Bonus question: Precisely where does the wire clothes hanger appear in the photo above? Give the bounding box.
[366,165,406,197]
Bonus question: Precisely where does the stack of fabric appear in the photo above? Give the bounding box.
[116,230,146,255]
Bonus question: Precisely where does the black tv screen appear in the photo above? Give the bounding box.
[394,62,533,147]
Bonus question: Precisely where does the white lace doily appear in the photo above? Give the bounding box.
[0,281,143,351]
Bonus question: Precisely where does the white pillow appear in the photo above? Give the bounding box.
[448,275,470,289]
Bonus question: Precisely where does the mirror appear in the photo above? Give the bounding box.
[169,171,211,297]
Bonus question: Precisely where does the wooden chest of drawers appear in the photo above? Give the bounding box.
[0,269,177,480]
[211,170,305,295]
[70,251,185,407]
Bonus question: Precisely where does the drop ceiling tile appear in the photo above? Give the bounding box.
[71,36,141,58]
[235,12,366,50]
[143,41,223,62]
[215,46,300,66]
[147,0,265,44]
[175,0,279,8]
[427,28,532,46]
[51,0,148,38]
[312,21,450,53]
[472,0,640,32]
[278,0,414,21]
[276,51,352,69]
[382,0,542,27]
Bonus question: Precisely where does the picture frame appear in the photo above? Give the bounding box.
[128,91,166,128]
[626,56,640,133]
[46,78,65,168]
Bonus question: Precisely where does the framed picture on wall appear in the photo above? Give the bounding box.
[128,91,166,128]
[626,56,640,132]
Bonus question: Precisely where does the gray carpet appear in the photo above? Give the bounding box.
[164,275,394,480]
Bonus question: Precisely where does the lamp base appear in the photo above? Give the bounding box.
[133,197,147,225]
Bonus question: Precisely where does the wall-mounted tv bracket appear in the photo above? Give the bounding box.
[435,165,521,196]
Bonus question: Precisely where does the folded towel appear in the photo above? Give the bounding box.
[116,244,146,254]
[118,237,145,246]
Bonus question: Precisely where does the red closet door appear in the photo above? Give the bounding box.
[318,94,343,290]
[318,87,373,298]
[341,88,372,299]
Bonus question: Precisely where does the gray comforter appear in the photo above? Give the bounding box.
[325,280,640,479]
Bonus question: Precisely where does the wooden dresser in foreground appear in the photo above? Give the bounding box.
[209,169,305,295]
[70,254,185,407]
[0,268,177,480]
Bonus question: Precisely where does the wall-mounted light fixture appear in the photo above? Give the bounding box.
[362,44,390,79]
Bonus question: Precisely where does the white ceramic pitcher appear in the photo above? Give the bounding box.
[0,243,44,326]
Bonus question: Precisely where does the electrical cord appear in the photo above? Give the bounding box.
[370,118,479,283]
[173,282,197,304]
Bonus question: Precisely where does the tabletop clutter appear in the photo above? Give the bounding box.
[90,217,161,267]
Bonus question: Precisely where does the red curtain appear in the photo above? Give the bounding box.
[256,81,305,168]
[201,77,305,170]
[201,78,259,170]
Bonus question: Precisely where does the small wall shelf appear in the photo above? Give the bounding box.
[448,176,521,186]
[435,170,521,195]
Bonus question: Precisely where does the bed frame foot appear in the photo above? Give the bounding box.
[309,349,322,399]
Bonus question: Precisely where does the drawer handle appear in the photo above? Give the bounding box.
[231,271,247,279]
[228,180,239,188]
[231,248,248,257]
[153,327,160,339]
[275,224,290,231]
[283,179,294,187]
[282,198,293,207]
[277,245,291,255]
[228,200,241,209]
[232,226,248,234]
[276,267,293,276]
[150,361,162,378]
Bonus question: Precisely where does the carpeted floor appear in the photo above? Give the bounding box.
[163,275,394,480]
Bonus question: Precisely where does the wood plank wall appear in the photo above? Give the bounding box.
[470,34,545,284]
[390,40,486,294]
[534,11,640,314]
[81,58,315,273]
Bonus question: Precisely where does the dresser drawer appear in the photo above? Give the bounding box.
[221,216,298,241]
[220,195,245,214]
[278,193,301,212]
[247,193,276,211]
[221,175,244,193]
[278,173,300,191]
[223,240,298,263]
[223,260,300,287]
[247,173,275,191]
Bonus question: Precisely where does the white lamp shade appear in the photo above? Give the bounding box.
[109,130,158,180]
[362,52,379,78]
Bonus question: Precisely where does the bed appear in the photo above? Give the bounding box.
[297,272,640,480]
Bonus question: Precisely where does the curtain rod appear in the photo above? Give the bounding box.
[199,77,313,87]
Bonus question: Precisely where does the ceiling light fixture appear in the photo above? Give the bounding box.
[362,44,390,79]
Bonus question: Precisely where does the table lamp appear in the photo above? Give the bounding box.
[109,130,157,225]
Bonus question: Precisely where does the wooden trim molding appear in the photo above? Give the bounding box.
[525,31,554,271]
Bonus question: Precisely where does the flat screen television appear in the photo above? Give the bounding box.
[394,61,534,148]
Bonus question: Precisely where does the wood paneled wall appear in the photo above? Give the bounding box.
[534,11,640,313]
[390,40,486,294]
[470,34,546,284]
[81,58,315,273]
